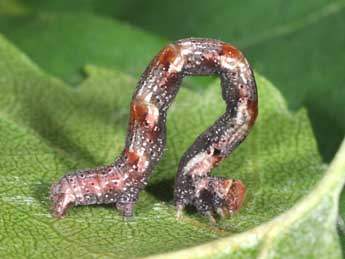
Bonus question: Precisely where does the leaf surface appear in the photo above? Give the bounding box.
[4,0,343,161]
[0,26,343,258]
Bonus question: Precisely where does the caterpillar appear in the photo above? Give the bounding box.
[51,38,258,222]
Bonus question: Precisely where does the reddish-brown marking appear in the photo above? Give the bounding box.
[220,43,242,60]
[211,154,224,167]
[159,71,180,90]
[202,52,220,69]
[92,174,101,188]
[212,178,246,215]
[247,99,258,126]
[130,102,148,124]
[228,180,246,212]
[125,150,140,166]
[130,101,159,130]
[124,149,148,173]
[157,44,179,71]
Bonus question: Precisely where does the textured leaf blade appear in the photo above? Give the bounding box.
[0,31,339,259]
[143,139,345,259]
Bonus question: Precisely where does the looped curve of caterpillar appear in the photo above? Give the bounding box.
[51,38,258,222]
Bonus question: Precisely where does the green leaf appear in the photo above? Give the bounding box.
[144,139,345,259]
[1,0,344,159]
[0,28,343,258]
[0,12,166,84]
[109,0,345,163]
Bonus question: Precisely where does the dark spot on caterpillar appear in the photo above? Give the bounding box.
[50,38,257,221]
[213,148,221,156]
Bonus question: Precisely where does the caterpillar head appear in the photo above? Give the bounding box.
[212,178,246,217]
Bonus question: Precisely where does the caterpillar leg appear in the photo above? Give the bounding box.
[175,201,217,224]
[50,177,76,218]
[175,176,246,222]
[175,202,185,220]
[115,187,140,217]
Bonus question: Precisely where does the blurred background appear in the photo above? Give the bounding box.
[0,0,344,246]
[0,0,344,163]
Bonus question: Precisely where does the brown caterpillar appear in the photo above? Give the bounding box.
[51,38,258,222]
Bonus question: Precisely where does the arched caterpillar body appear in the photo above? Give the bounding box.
[51,38,258,221]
